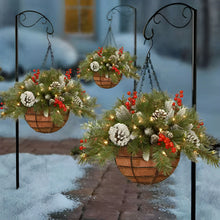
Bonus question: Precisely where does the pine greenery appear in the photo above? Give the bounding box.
[78,46,139,83]
[0,68,97,126]
[77,90,219,174]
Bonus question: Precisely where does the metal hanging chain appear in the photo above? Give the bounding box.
[102,21,117,47]
[138,52,161,93]
[41,33,54,69]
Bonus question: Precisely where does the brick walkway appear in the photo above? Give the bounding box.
[0,137,176,220]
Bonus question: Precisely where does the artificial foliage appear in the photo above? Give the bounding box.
[78,46,139,83]
[0,68,97,126]
[77,90,219,175]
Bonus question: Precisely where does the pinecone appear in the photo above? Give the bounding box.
[150,134,159,144]
[73,95,83,108]
[186,132,200,147]
[109,123,130,146]
[152,109,167,120]
[50,81,61,89]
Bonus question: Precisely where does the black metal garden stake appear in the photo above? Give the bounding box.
[143,3,197,220]
[105,5,137,91]
[15,10,54,189]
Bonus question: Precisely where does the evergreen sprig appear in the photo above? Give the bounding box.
[77,90,219,174]
[0,68,98,126]
[78,46,139,83]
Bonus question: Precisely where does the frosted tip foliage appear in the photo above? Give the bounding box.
[90,61,100,72]
[20,91,36,107]
[115,105,131,121]
[109,123,130,146]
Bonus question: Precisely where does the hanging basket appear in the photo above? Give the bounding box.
[25,108,69,133]
[115,147,180,184]
[93,73,122,89]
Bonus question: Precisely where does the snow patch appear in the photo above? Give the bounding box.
[0,153,88,220]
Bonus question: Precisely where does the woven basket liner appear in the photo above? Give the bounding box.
[93,73,122,89]
[115,147,180,184]
[25,108,69,133]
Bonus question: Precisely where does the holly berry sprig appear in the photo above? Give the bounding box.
[31,69,40,85]
[53,98,67,112]
[125,91,138,114]
[97,47,103,57]
[0,102,5,110]
[112,66,121,75]
[158,133,176,153]
[64,69,72,80]
[172,90,184,111]
[79,139,87,151]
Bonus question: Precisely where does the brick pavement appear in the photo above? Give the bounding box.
[0,137,176,220]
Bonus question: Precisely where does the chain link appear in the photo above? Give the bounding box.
[41,33,54,69]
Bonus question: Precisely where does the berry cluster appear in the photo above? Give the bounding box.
[97,47,103,57]
[125,91,137,114]
[31,69,40,85]
[79,139,87,150]
[112,66,121,75]
[64,69,72,80]
[118,47,124,55]
[0,102,5,110]
[172,90,184,110]
[54,98,67,112]
[158,133,176,153]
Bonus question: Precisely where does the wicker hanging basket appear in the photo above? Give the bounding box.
[115,147,180,184]
[93,73,122,89]
[25,108,69,133]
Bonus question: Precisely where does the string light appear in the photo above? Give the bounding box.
[133,125,137,129]
[78,110,82,114]
[37,92,40,96]
[159,128,163,132]
[16,103,20,106]
[200,134,204,138]
[162,151,167,157]
[48,87,52,91]
[212,150,216,155]
[150,117,153,121]
[98,153,101,156]
[20,85,24,89]
[103,140,108,145]
[56,110,60,114]
[176,145,180,150]
[172,117,175,121]
[1,112,5,116]
[110,114,115,120]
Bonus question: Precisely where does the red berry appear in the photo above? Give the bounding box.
[84,139,87,143]
[82,90,86,93]
[158,138,163,142]
[133,95,137,99]
[197,125,200,128]
[79,146,84,150]
[177,102,182,106]
[174,97,177,101]
[133,91,137,95]
[180,90,183,94]
[165,137,170,143]
[157,142,161,146]
[128,97,132,101]
[127,91,131,95]
[180,94,183,98]
[169,142,174,148]
[33,69,36,72]
[171,148,176,153]
[175,94,179,97]
[172,102,175,106]
[0,107,3,109]
[125,102,130,106]
[165,145,169,149]
[64,77,66,80]
[131,110,135,114]
[80,139,84,143]
[200,122,204,126]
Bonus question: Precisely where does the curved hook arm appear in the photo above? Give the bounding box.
[143,3,196,41]
[106,4,136,23]
[16,10,54,35]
